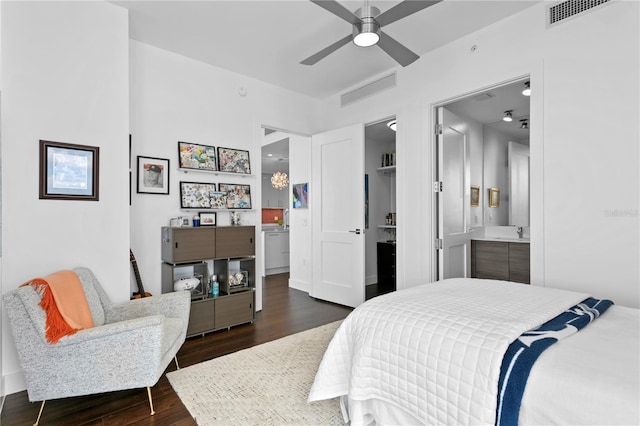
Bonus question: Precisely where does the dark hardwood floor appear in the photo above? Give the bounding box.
[1,273,353,426]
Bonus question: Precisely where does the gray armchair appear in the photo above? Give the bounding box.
[2,267,191,425]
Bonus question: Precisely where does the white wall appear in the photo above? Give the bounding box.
[129,41,322,310]
[483,126,510,226]
[288,134,312,292]
[1,1,130,394]
[318,1,639,307]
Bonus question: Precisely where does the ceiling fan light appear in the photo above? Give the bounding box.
[353,18,380,47]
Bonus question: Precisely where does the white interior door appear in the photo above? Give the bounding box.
[437,107,471,280]
[311,124,365,308]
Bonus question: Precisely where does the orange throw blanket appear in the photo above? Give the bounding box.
[22,270,94,343]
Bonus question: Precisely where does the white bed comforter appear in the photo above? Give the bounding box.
[308,278,589,425]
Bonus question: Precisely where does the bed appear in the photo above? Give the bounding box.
[308,278,639,425]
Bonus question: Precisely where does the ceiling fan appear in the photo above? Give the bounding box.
[301,0,442,67]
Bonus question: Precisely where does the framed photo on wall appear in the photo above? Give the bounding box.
[217,147,251,174]
[178,141,217,171]
[39,140,99,201]
[137,156,169,194]
[219,183,252,209]
[470,185,480,207]
[180,181,218,209]
[489,187,500,208]
[199,212,217,226]
[292,182,308,209]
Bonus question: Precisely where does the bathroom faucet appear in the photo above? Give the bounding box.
[517,226,524,239]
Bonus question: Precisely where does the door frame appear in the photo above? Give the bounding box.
[430,75,535,282]
[257,122,311,312]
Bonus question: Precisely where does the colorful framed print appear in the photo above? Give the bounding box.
[199,212,217,226]
[292,182,308,209]
[39,140,99,201]
[137,156,169,194]
[470,185,480,207]
[217,147,251,174]
[178,141,217,171]
[179,181,218,209]
[219,183,252,209]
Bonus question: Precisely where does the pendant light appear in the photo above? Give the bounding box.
[522,81,531,96]
[503,110,513,122]
[271,171,289,190]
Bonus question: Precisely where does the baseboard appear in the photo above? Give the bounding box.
[265,267,290,276]
[366,274,377,286]
[288,278,310,293]
[3,370,26,397]
[0,376,4,415]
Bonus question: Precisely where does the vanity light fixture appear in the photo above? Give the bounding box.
[387,119,397,131]
[271,171,289,190]
[503,110,513,122]
[520,119,528,129]
[522,81,531,96]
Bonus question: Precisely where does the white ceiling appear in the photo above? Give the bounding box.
[445,79,530,141]
[113,0,538,99]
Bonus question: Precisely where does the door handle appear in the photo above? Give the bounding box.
[349,229,363,234]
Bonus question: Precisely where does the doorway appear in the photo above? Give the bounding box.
[364,117,397,299]
[261,129,290,278]
[435,78,531,280]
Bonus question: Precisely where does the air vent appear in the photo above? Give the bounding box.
[341,73,396,107]
[473,92,495,102]
[547,0,612,28]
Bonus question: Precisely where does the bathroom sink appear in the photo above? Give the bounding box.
[481,236,529,242]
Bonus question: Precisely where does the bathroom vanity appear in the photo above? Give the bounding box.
[471,237,530,284]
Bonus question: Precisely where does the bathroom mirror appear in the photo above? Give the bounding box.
[444,80,530,227]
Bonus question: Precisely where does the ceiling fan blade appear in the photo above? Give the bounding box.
[376,0,442,27]
[309,0,360,25]
[377,31,419,67]
[300,34,352,65]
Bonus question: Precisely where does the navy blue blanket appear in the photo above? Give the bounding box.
[495,297,613,426]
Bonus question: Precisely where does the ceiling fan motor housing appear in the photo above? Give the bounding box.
[353,6,381,47]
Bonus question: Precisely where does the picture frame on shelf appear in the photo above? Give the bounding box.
[39,140,99,201]
[217,147,251,174]
[210,191,227,209]
[489,187,500,208]
[180,181,218,209]
[199,212,217,226]
[219,183,252,209]
[137,156,170,195]
[470,185,480,207]
[178,141,217,172]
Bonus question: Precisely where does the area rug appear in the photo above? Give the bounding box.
[167,321,344,425]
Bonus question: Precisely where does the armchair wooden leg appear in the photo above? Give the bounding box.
[174,355,180,370]
[34,400,46,426]
[147,387,155,416]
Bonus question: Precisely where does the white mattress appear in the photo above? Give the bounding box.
[308,278,640,425]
